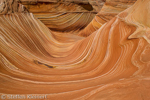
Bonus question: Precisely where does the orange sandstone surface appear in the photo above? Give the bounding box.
[79,0,137,36]
[0,0,150,100]
[18,0,100,32]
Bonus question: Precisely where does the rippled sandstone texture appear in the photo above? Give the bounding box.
[19,0,105,11]
[79,0,137,36]
[0,0,28,14]
[17,0,105,32]
[0,0,150,100]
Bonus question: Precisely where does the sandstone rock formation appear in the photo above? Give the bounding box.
[0,0,150,100]
[0,0,28,14]
[18,0,100,32]
[79,0,137,36]
[19,0,104,12]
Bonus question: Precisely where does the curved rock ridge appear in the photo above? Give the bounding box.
[0,0,28,14]
[23,2,96,32]
[0,0,150,100]
[79,0,137,36]
[119,0,150,44]
[17,0,105,32]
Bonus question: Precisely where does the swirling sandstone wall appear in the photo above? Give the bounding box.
[0,0,150,100]
[17,0,104,32]
[79,0,137,36]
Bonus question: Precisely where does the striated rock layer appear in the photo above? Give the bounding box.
[0,0,150,100]
[17,0,105,32]
[79,0,137,36]
[0,0,28,14]
[19,1,98,32]
[18,0,105,12]
[24,2,96,32]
